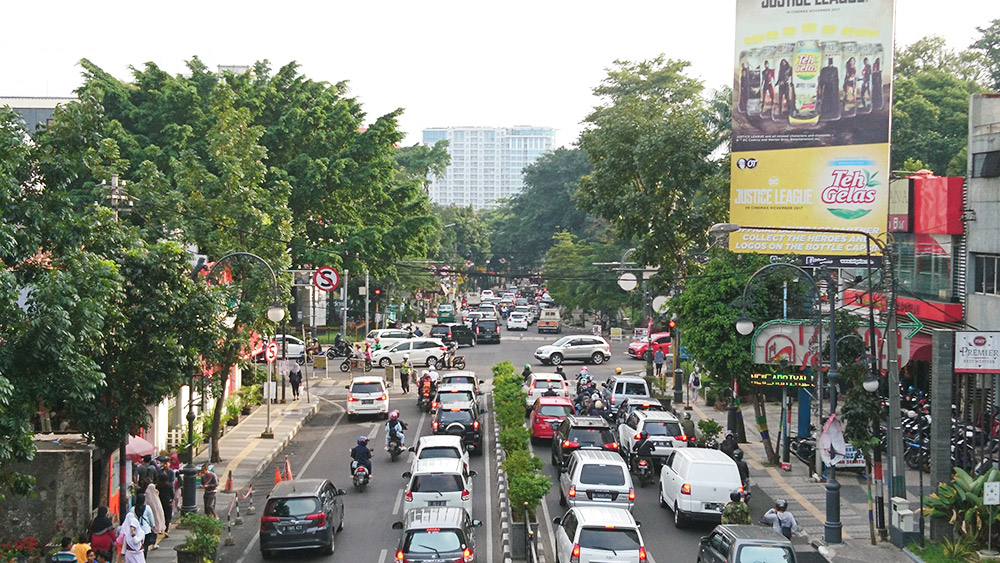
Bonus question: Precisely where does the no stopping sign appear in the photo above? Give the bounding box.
[313,266,340,292]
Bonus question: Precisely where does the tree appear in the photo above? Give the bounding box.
[395,141,451,194]
[578,56,726,276]
[430,204,492,267]
[971,19,1000,91]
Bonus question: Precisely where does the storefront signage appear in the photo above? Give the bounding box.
[955,331,1000,373]
[749,371,813,388]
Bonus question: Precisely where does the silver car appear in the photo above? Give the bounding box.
[534,335,612,366]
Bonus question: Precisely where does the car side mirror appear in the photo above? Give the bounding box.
[402,471,412,479]
[391,521,404,530]
[551,517,562,526]
[407,446,415,452]
[478,380,485,384]
[472,519,483,528]
[469,470,478,477]
[337,489,347,496]
[635,521,641,528]
[466,445,475,452]
[700,536,710,545]
[344,385,350,390]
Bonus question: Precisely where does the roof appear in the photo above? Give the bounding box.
[623,398,663,407]
[271,478,328,497]
[416,435,463,449]
[0,96,76,109]
[573,506,637,527]
[350,375,386,384]
[412,457,466,474]
[570,450,628,465]
[437,400,476,412]
[610,375,648,383]
[716,524,793,543]
[534,396,573,406]
[403,506,467,529]
[440,371,479,380]
[635,410,680,422]
[530,373,566,382]
[566,415,611,428]
[436,383,476,393]
[674,448,739,463]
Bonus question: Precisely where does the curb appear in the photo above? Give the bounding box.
[249,402,321,485]
[902,547,926,563]
[495,414,513,563]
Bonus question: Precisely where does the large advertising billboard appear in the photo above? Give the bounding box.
[729,0,894,257]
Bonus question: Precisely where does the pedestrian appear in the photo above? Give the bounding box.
[721,490,752,525]
[400,355,412,394]
[143,483,165,546]
[688,369,702,404]
[288,362,302,400]
[762,499,800,539]
[51,537,77,563]
[130,493,156,557]
[88,507,117,556]
[95,551,110,563]
[167,454,181,515]
[118,512,145,563]
[653,348,665,377]
[85,550,96,563]
[156,474,175,537]
[71,535,91,563]
[199,463,218,518]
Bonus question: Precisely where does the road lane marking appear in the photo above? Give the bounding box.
[539,481,557,559]
[392,488,404,515]
[377,548,387,563]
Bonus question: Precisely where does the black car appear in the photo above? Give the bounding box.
[475,319,501,344]
[260,479,345,558]
[432,400,483,455]
[430,323,477,347]
[550,416,619,470]
[391,507,483,563]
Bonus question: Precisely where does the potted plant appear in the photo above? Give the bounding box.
[704,387,717,407]
[176,514,223,563]
[224,396,242,427]
[237,385,260,415]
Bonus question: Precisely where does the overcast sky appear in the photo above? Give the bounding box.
[4,1,997,148]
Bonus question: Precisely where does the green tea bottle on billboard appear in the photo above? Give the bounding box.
[840,27,859,118]
[790,23,820,126]
[871,37,885,111]
[772,28,796,123]
[746,35,763,117]
[818,26,842,122]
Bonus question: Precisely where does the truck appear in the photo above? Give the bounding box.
[537,308,561,334]
[465,291,481,307]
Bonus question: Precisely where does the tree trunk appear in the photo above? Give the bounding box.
[753,393,779,464]
[97,451,110,508]
[210,377,226,463]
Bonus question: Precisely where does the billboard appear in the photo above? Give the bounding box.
[729,0,895,256]
[955,332,1000,373]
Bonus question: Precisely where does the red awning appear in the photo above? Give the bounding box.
[906,333,933,364]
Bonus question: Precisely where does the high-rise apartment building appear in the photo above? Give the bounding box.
[422,126,555,209]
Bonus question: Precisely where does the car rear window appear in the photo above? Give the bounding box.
[351,382,383,394]
[412,474,463,492]
[736,545,794,563]
[578,528,641,551]
[579,464,626,486]
[568,428,613,446]
[439,410,474,425]
[430,327,450,337]
[438,391,474,404]
[264,497,319,517]
[419,446,461,460]
[619,382,649,395]
[478,320,498,331]
[403,530,463,553]
[644,421,683,436]
[443,376,475,386]
[538,405,573,417]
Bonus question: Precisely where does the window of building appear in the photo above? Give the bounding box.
[973,254,1000,295]
[972,151,1000,178]
[894,233,955,301]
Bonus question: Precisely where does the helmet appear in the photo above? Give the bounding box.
[592,393,600,400]
[525,364,531,370]
[581,367,589,373]
[357,436,369,445]
[403,354,409,360]
[684,412,691,420]
[389,410,399,420]
[730,489,744,502]
[640,431,649,440]
[733,448,744,461]
[593,400,604,409]
[615,367,622,374]
[547,383,554,389]
[775,499,788,511]
[421,370,430,377]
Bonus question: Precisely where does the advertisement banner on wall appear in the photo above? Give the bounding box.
[955,332,1000,373]
[729,0,895,256]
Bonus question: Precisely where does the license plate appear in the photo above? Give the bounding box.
[284,524,303,532]
[591,492,613,500]
[362,399,373,404]
[428,500,447,507]
[704,503,724,511]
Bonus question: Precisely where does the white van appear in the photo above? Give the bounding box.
[658,448,743,528]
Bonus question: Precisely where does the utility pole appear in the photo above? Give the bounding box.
[342,269,349,338]
[365,269,370,335]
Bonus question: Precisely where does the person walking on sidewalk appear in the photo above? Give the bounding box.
[51,537,77,563]
[199,464,218,518]
[400,355,412,394]
[762,499,800,539]
[721,489,752,525]
[142,483,165,547]
[89,507,116,556]
[288,362,302,400]
[653,349,664,377]
[156,474,174,537]
[688,370,702,404]
[71,535,91,563]
[117,512,145,563]
[130,494,156,557]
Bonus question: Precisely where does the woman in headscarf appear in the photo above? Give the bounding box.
[118,510,145,563]
[288,362,302,400]
[143,483,166,542]
[89,507,116,555]
[131,493,155,557]
[168,454,181,514]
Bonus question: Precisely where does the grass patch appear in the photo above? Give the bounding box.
[908,541,977,563]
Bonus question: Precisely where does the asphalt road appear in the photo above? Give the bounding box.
[216,328,780,563]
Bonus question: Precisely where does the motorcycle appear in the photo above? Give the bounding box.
[437,355,467,370]
[418,393,432,414]
[789,435,817,468]
[632,457,653,488]
[350,449,372,492]
[340,358,373,373]
[388,438,404,462]
[328,341,352,358]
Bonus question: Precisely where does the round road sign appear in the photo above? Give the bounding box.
[415,292,423,301]
[313,266,340,292]
[265,341,278,363]
[652,295,669,313]
[617,272,638,292]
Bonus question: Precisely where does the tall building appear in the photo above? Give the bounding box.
[966,94,1000,330]
[1,96,75,136]
[422,126,555,209]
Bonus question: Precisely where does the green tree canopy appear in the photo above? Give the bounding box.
[971,19,1000,91]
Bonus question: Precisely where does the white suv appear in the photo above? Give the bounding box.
[618,410,688,463]
[408,435,470,473]
[559,451,634,511]
[658,448,744,528]
[402,458,477,517]
[345,376,388,420]
[552,506,647,563]
[506,312,529,331]
[522,373,570,408]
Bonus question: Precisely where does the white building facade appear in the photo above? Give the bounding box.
[422,126,555,209]
[966,94,1000,330]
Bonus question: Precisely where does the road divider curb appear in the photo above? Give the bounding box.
[494,404,513,563]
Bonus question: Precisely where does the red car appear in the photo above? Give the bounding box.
[626,332,672,361]
[528,396,575,441]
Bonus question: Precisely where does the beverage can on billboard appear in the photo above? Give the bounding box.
[790,23,820,126]
[818,39,842,122]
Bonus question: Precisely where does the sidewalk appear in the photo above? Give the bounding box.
[680,390,914,563]
[146,384,323,563]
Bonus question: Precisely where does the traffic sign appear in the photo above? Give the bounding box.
[265,341,278,363]
[313,266,339,292]
[415,292,423,301]
[985,482,1000,506]
[899,312,924,339]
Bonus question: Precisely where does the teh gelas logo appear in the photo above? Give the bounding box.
[736,157,758,170]
[974,336,987,346]
[821,169,880,220]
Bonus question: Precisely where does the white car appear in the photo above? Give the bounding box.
[254,334,305,362]
[371,337,448,368]
[522,373,570,407]
[464,311,484,329]
[506,313,529,331]
[365,328,412,349]
[618,410,688,463]
[346,376,388,420]
[480,289,495,300]
[658,448,744,528]
[514,305,535,323]
[402,458,477,517]
[408,435,470,473]
[552,506,647,563]
[478,303,498,319]
[559,451,634,511]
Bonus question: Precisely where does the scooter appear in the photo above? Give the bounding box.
[632,457,653,488]
[328,342,352,358]
[418,393,433,414]
[388,438,404,462]
[437,355,467,370]
[340,358,373,372]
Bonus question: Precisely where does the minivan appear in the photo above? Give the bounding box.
[559,451,634,511]
[658,448,744,528]
[345,376,389,420]
[391,507,482,563]
[260,479,345,558]
[437,303,456,323]
[475,318,501,344]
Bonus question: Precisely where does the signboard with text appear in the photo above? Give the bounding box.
[749,371,813,388]
[955,332,1000,373]
[729,0,894,257]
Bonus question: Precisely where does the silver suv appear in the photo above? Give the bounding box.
[534,335,612,366]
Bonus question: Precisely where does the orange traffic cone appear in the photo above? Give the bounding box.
[222,470,234,493]
[274,466,283,485]
[284,456,293,481]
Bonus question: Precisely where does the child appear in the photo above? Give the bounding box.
[71,536,91,563]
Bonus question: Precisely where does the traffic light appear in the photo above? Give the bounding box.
[373,288,382,300]
[668,318,677,342]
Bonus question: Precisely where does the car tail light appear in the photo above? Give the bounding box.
[432,401,439,409]
[379,394,387,401]
[476,327,480,334]
[396,549,404,561]
[675,435,688,442]
[432,420,439,431]
[634,433,642,440]
[681,483,691,495]
[570,544,580,563]
[628,487,635,501]
[568,486,576,498]
[604,442,619,450]
[638,459,648,467]
[562,440,579,449]
[439,346,447,351]
[306,512,326,527]
[462,489,470,501]
[639,546,648,561]
[463,547,474,562]
[405,490,413,502]
[738,486,745,496]
[473,420,479,430]
[447,332,453,339]
[347,394,357,402]
[609,396,615,404]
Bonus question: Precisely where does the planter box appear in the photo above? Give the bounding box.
[174,548,202,563]
[240,407,252,416]
[226,416,239,427]
[509,520,539,560]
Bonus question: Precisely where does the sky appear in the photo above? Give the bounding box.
[3,1,998,148]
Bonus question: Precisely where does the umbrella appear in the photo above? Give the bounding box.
[125,435,156,461]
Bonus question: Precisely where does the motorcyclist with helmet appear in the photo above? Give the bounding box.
[351,436,373,477]
[681,412,697,440]
[721,489,752,525]
[733,448,751,488]
[631,430,657,473]
[542,383,559,397]
[521,364,533,381]
[418,371,435,403]
[385,410,408,450]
